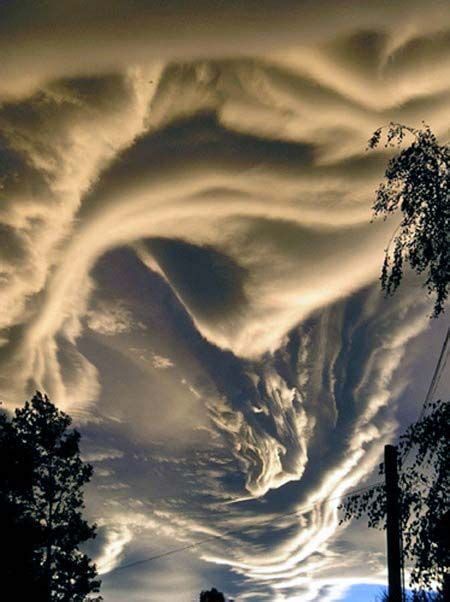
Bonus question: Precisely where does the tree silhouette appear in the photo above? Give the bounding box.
[340,399,449,598]
[369,123,449,317]
[0,392,102,601]
[199,587,226,602]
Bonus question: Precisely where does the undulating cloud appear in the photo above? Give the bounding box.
[1,2,448,599]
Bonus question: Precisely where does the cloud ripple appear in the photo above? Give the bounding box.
[0,3,448,599]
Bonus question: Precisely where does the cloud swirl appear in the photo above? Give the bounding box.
[0,2,448,599]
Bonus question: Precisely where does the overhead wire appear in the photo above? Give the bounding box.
[100,330,449,578]
[100,480,383,575]
[397,328,449,600]
[416,327,449,420]
[401,327,449,464]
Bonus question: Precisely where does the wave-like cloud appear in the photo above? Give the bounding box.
[0,2,448,599]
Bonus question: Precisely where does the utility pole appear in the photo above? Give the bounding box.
[385,444,402,602]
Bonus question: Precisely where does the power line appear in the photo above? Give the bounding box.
[100,480,383,575]
[100,331,449,577]
[396,329,449,599]
[419,327,449,419]
[401,327,449,463]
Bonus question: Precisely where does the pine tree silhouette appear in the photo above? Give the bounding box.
[0,392,102,601]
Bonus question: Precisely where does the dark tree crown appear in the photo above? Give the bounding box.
[369,122,449,317]
[0,392,102,601]
[200,587,226,602]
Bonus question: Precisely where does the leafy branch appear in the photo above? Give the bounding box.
[340,399,450,595]
[369,123,449,317]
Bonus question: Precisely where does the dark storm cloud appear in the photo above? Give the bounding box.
[143,237,248,321]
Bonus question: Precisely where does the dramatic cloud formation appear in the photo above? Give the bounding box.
[0,1,449,600]
[87,300,146,336]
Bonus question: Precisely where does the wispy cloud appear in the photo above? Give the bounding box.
[87,300,145,336]
[0,2,448,599]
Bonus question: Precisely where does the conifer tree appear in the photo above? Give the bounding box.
[0,392,102,601]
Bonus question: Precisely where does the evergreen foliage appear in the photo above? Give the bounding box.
[0,392,102,601]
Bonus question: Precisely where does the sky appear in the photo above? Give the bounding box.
[0,1,449,600]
